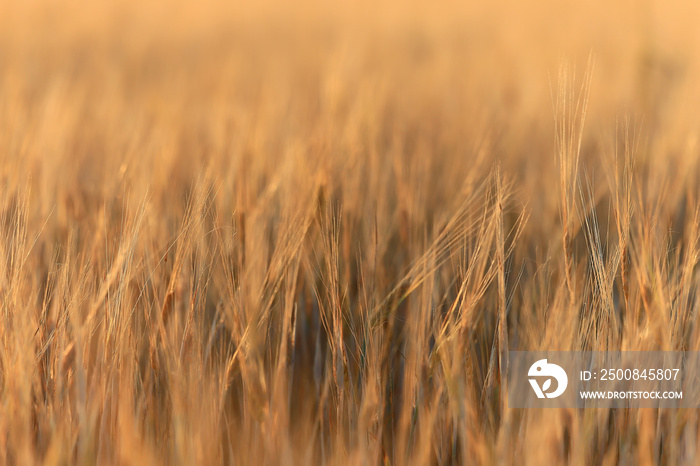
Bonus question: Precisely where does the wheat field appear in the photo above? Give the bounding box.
[1,0,700,464]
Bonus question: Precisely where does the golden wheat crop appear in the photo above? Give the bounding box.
[1,0,700,464]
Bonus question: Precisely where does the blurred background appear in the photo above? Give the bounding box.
[2,0,699,225]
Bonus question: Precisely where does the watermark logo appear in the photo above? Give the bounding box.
[528,359,568,398]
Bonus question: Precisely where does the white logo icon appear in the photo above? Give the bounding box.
[528,359,568,398]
